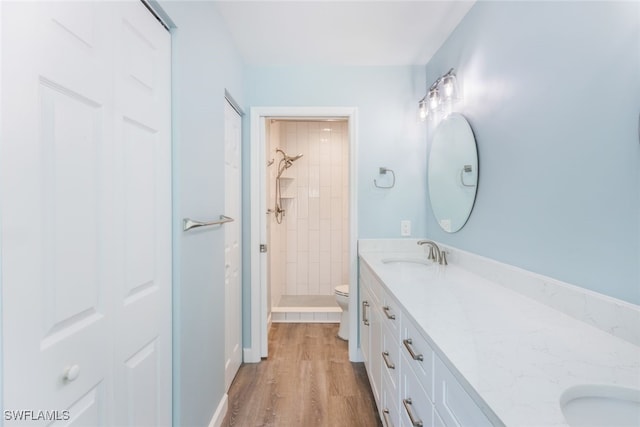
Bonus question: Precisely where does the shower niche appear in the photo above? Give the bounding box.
[266,119,350,323]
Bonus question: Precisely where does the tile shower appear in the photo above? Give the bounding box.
[266,119,349,322]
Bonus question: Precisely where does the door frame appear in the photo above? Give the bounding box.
[248,106,360,363]
[223,97,243,391]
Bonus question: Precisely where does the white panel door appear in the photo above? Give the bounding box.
[112,3,172,426]
[0,2,171,425]
[224,101,242,390]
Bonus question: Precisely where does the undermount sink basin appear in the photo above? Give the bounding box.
[560,385,640,427]
[381,257,433,266]
[380,258,437,278]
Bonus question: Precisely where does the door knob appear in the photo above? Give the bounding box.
[63,364,80,382]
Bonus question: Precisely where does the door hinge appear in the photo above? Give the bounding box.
[260,244,268,253]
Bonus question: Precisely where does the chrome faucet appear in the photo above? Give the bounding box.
[417,240,448,265]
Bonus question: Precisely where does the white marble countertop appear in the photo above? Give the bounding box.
[359,249,640,427]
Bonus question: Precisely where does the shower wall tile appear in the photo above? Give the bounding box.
[331,262,343,289]
[297,219,308,255]
[270,120,349,300]
[309,165,320,195]
[320,164,331,187]
[309,136,320,164]
[331,144,342,166]
[286,262,297,295]
[309,230,320,262]
[331,234,342,262]
[286,231,297,263]
[308,198,320,230]
[319,219,331,251]
[319,142,330,165]
[319,253,331,287]
[297,164,309,188]
[296,122,308,149]
[308,262,320,294]
[331,197,342,230]
[297,251,309,295]
[342,186,349,218]
[285,124,297,153]
[319,187,331,218]
[297,188,308,218]
[331,166,342,191]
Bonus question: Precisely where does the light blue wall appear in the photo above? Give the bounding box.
[245,65,427,236]
[159,2,244,425]
[241,66,427,345]
[424,1,640,303]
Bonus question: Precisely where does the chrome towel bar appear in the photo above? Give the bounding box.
[183,215,234,232]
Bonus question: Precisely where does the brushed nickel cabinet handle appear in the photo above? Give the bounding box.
[382,305,396,320]
[382,408,394,427]
[403,398,423,427]
[403,338,424,361]
[382,351,395,369]
[362,301,370,326]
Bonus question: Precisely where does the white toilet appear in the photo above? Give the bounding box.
[335,284,349,340]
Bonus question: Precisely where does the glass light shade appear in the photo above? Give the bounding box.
[418,99,428,121]
[428,88,440,110]
[441,74,457,100]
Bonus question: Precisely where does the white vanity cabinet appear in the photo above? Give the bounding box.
[360,261,400,424]
[359,262,382,403]
[359,258,495,427]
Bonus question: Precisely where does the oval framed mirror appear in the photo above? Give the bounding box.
[428,113,478,233]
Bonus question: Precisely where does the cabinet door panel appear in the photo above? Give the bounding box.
[434,357,493,427]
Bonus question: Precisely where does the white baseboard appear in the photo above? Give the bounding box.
[208,393,228,427]
[243,346,261,363]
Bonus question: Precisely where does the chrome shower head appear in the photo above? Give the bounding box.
[276,148,303,163]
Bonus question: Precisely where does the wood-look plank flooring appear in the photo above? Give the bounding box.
[222,323,382,427]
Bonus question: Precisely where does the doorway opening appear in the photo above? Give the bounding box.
[266,118,348,322]
[249,107,359,363]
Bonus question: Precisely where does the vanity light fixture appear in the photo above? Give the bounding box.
[419,68,458,121]
[418,98,428,120]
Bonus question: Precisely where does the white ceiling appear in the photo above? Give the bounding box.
[214,1,476,66]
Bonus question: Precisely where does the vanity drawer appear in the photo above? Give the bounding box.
[434,357,493,427]
[381,370,400,427]
[400,352,434,427]
[381,320,400,391]
[401,316,435,402]
[381,290,401,337]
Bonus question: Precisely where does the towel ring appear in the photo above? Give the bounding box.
[374,167,395,189]
[459,164,476,187]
